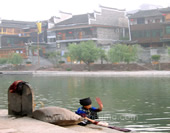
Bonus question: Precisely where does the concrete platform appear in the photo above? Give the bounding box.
[0,110,123,133]
[2,70,170,77]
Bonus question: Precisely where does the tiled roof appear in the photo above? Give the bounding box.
[54,14,90,27]
[160,7,170,13]
[0,20,36,28]
[129,9,162,18]
[0,20,47,29]
[99,5,125,12]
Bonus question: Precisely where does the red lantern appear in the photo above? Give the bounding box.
[58,32,62,35]
[130,19,134,21]
[162,14,166,16]
[69,31,72,34]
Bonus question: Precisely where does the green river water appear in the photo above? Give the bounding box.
[0,74,170,132]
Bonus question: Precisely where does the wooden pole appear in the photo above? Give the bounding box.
[37,33,40,66]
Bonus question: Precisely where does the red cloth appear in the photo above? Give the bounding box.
[9,80,23,93]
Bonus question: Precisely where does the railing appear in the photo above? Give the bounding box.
[0,49,27,58]
[0,31,31,37]
[19,32,31,37]
[0,32,19,35]
[57,35,97,40]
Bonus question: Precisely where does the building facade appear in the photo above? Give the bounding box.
[128,7,170,63]
[128,7,170,47]
[47,5,129,52]
[0,19,48,58]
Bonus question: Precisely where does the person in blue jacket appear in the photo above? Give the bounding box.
[76,97,103,126]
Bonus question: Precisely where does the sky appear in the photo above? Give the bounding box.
[0,0,170,22]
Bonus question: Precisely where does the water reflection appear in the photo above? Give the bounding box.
[0,75,170,132]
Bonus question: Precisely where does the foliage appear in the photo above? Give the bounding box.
[151,55,161,61]
[108,44,139,64]
[119,36,129,40]
[8,53,23,65]
[26,60,32,64]
[168,47,170,55]
[66,68,72,71]
[58,60,65,64]
[47,51,61,67]
[0,58,8,64]
[68,41,99,65]
[98,48,108,64]
[31,45,38,51]
[68,43,82,62]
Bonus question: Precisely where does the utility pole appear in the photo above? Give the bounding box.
[36,22,42,66]
[37,33,40,65]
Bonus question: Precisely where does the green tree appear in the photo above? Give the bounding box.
[9,53,23,65]
[68,41,99,70]
[47,51,61,67]
[98,48,108,64]
[108,44,139,64]
[0,58,8,64]
[68,43,82,63]
[168,47,170,55]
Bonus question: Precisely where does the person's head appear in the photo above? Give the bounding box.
[80,97,92,109]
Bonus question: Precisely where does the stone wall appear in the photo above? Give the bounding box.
[90,8,128,27]
[97,27,119,44]
[138,47,170,63]
[61,63,170,71]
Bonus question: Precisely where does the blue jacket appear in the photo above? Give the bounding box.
[76,107,99,119]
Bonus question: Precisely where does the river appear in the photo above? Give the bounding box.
[0,74,170,132]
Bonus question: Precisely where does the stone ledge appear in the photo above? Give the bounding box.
[0,110,123,133]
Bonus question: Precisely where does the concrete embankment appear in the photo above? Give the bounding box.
[33,71,170,77]
[1,70,170,77]
[0,110,122,133]
[1,71,33,75]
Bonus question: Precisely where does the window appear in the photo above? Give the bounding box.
[62,33,66,40]
[145,31,151,38]
[137,18,145,24]
[48,38,56,42]
[57,34,62,40]
[138,31,145,38]
[165,26,170,34]
[3,28,6,32]
[66,30,74,39]
[24,29,29,32]
[155,19,160,23]
[152,29,162,37]
[147,19,153,24]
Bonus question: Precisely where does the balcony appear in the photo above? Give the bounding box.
[56,34,97,43]
[131,23,163,31]
[0,31,31,37]
[0,31,19,36]
[19,32,31,37]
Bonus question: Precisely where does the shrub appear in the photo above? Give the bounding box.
[66,68,72,71]
[59,60,65,64]
[151,55,161,61]
[8,53,23,65]
[0,58,8,64]
[26,61,32,64]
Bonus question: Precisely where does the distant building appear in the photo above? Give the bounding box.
[161,7,170,45]
[47,5,129,51]
[0,19,48,58]
[128,7,170,47]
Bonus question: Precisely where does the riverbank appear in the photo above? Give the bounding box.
[0,109,122,133]
[1,70,170,77]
